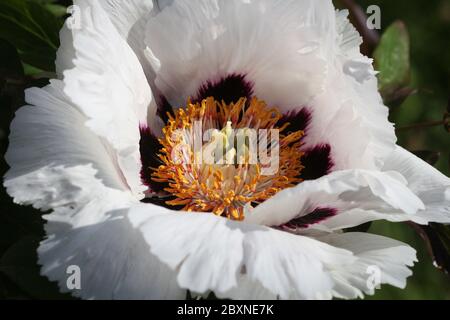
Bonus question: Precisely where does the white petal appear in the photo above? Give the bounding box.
[335,10,362,55]
[154,0,174,11]
[97,0,153,48]
[335,9,378,84]
[56,22,76,75]
[304,66,395,171]
[333,10,394,169]
[145,1,396,171]
[246,170,424,228]
[97,0,158,82]
[58,0,156,79]
[319,208,418,231]
[59,0,155,198]
[39,203,185,300]
[4,80,128,206]
[129,206,245,295]
[222,230,414,300]
[130,207,355,300]
[217,276,277,300]
[4,82,183,299]
[145,0,332,108]
[240,228,355,299]
[382,147,450,224]
[318,232,417,299]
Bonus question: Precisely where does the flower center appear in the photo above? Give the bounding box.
[151,97,304,220]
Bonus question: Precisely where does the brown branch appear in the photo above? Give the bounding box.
[396,112,450,132]
[340,0,380,56]
[396,120,447,132]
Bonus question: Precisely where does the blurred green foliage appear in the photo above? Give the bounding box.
[358,0,450,176]
[354,0,450,300]
[0,0,448,300]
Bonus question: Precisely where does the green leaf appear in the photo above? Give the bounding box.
[0,236,73,299]
[44,4,68,18]
[0,0,63,71]
[22,63,44,76]
[373,21,411,103]
[35,0,68,17]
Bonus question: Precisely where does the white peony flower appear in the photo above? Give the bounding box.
[4,0,450,300]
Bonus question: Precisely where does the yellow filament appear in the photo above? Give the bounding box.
[151,97,304,221]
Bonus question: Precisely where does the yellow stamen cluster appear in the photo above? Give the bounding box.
[151,97,304,220]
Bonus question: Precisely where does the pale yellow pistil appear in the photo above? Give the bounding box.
[151,97,304,221]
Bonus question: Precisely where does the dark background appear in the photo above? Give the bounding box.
[0,0,449,299]
[352,0,450,299]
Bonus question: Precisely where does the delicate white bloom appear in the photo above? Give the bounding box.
[4,0,450,300]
